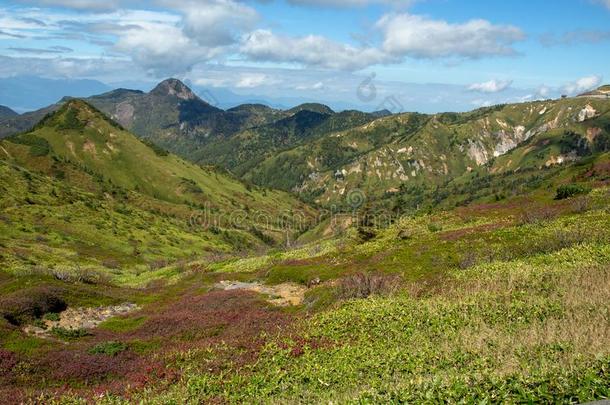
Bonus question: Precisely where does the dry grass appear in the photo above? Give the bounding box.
[338,272,403,299]
[429,265,610,377]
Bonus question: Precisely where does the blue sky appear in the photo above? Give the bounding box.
[0,0,609,112]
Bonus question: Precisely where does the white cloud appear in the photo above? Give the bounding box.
[376,13,525,59]
[470,99,493,107]
[295,81,325,90]
[17,0,124,11]
[595,0,610,10]
[287,0,413,6]
[168,0,258,48]
[235,73,277,88]
[240,29,392,70]
[562,75,602,95]
[114,22,219,75]
[468,79,513,93]
[536,85,551,98]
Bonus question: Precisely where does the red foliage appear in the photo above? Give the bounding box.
[10,289,296,402]
[122,290,294,367]
[0,349,18,380]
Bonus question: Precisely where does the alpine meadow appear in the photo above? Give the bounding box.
[1,1,610,404]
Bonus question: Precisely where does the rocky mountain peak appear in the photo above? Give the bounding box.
[150,78,197,101]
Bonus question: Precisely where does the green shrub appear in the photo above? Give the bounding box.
[555,183,591,200]
[88,341,128,356]
[142,139,169,156]
[58,108,85,130]
[50,327,91,340]
[43,313,60,322]
[9,133,51,157]
[427,222,443,232]
[32,319,48,330]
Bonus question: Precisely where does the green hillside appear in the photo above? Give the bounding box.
[238,97,610,208]
[2,147,610,403]
[2,88,610,403]
[0,100,317,281]
[0,100,313,217]
[191,109,378,178]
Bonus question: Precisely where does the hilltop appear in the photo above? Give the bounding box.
[578,84,610,98]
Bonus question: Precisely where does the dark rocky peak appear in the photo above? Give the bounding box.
[150,78,197,101]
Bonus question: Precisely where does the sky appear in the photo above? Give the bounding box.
[0,0,609,112]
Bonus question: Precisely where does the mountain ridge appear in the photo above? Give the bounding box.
[0,105,17,120]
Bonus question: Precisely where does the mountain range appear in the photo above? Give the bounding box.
[2,78,608,212]
[2,78,610,403]
[0,76,110,112]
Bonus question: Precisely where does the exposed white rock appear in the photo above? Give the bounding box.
[578,104,597,122]
[467,140,490,166]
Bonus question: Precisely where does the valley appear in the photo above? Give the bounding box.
[1,80,610,403]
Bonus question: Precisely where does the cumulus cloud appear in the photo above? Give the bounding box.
[468,79,513,93]
[113,22,220,75]
[241,29,392,70]
[167,0,258,48]
[562,75,603,95]
[376,13,525,59]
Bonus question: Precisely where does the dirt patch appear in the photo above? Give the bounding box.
[216,281,306,306]
[24,303,139,338]
[82,140,97,157]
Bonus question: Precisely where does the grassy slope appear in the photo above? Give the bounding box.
[0,159,237,287]
[0,100,318,289]
[0,100,316,231]
[2,100,610,403]
[190,110,377,179]
[242,98,610,207]
[32,176,609,404]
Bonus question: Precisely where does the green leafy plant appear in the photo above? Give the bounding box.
[50,327,91,340]
[43,313,60,322]
[88,341,128,356]
[555,183,591,200]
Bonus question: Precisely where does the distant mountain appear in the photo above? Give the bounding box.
[0,75,110,112]
[239,96,610,208]
[80,79,291,157]
[578,85,610,99]
[191,108,379,182]
[286,103,335,115]
[0,103,59,139]
[0,105,17,120]
[5,79,608,212]
[0,78,380,163]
